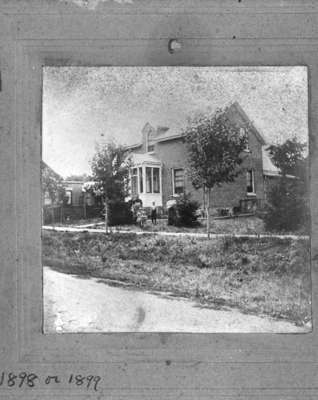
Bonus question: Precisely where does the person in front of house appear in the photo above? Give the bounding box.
[151,201,157,225]
[131,197,143,223]
[136,207,147,228]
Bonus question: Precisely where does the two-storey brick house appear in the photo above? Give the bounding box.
[126,102,280,213]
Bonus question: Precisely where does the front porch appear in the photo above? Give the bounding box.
[129,153,163,207]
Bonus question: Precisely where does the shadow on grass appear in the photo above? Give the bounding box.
[44,260,231,313]
[95,276,231,312]
[43,259,94,279]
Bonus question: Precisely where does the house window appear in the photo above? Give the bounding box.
[145,166,160,193]
[65,190,72,205]
[44,191,52,205]
[147,144,155,152]
[146,167,152,193]
[173,168,184,195]
[131,168,138,196]
[85,192,94,206]
[246,169,255,194]
[153,167,160,193]
[240,127,250,152]
[245,140,250,152]
[139,167,143,193]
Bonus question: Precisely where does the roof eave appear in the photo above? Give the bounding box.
[156,134,184,143]
[263,170,281,177]
[131,159,162,166]
[125,143,142,150]
[230,101,267,145]
[263,171,296,179]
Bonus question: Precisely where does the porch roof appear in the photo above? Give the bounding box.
[262,146,281,176]
[129,153,162,166]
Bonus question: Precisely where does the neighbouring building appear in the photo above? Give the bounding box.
[41,161,65,224]
[126,102,281,214]
[41,162,103,223]
[63,180,103,220]
[41,161,64,206]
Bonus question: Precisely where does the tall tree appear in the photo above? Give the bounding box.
[267,137,307,177]
[41,162,65,223]
[41,162,65,205]
[90,142,130,233]
[264,138,309,232]
[184,108,248,237]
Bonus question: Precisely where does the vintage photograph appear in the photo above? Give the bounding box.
[42,66,311,333]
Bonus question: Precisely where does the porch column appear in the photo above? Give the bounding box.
[137,166,141,195]
[142,165,146,197]
[160,166,163,207]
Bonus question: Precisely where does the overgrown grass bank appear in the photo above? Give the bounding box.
[42,230,311,326]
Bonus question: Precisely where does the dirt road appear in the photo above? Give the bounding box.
[43,267,309,333]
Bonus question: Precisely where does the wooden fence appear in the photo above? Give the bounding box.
[43,205,103,224]
[43,205,63,224]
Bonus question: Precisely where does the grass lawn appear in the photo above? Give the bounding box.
[42,230,311,326]
[112,216,266,235]
[49,215,266,235]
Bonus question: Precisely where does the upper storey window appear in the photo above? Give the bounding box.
[240,127,250,152]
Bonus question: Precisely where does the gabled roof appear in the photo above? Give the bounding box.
[227,102,266,146]
[127,103,285,177]
[41,161,63,181]
[127,102,267,148]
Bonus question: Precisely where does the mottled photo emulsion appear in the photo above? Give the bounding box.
[42,67,311,333]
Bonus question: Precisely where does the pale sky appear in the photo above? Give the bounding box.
[42,66,308,178]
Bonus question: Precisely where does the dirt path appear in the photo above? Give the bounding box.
[43,267,309,333]
[42,225,309,240]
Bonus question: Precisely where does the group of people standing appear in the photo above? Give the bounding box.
[130,198,157,228]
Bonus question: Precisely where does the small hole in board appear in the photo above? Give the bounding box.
[168,39,182,54]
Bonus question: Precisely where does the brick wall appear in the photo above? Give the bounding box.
[64,181,84,206]
[156,130,265,210]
